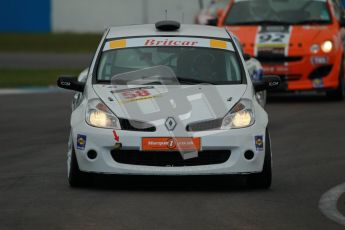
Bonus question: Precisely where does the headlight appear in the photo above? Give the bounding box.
[221,99,255,129]
[86,99,121,129]
[310,44,320,54]
[321,40,333,53]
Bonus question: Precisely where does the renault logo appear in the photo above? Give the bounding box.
[165,117,177,131]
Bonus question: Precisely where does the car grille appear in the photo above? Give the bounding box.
[119,119,156,132]
[186,119,223,132]
[309,65,333,79]
[257,56,303,64]
[111,150,231,167]
[277,75,302,82]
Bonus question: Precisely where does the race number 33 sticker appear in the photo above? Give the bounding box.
[255,26,292,57]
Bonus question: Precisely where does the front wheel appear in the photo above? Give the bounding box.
[68,147,92,187]
[326,61,344,101]
[247,129,272,189]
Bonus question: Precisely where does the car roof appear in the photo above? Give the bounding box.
[106,24,232,40]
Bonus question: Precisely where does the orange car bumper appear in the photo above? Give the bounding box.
[261,52,342,91]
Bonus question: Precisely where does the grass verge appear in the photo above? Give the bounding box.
[0,33,102,53]
[0,69,81,88]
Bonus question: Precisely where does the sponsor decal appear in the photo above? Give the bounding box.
[303,25,328,30]
[255,135,264,151]
[263,65,289,74]
[313,78,324,89]
[144,39,198,47]
[103,37,234,52]
[121,89,151,99]
[60,81,71,86]
[109,39,127,49]
[311,56,329,65]
[113,87,161,104]
[210,39,227,49]
[142,137,201,151]
[120,95,161,104]
[255,25,292,58]
[114,86,154,93]
[269,81,280,87]
[77,134,87,150]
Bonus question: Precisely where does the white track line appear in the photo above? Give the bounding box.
[319,182,345,226]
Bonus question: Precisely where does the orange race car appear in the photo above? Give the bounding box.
[218,0,345,100]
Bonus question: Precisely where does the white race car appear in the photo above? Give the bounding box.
[58,21,280,189]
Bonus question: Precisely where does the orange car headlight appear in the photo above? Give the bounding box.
[321,40,333,53]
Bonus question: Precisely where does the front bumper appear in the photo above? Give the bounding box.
[71,121,267,176]
[261,52,341,91]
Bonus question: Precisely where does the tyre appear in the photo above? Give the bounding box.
[68,147,92,187]
[247,129,272,189]
[326,61,344,101]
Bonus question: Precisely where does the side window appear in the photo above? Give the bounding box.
[225,54,241,82]
[233,36,244,55]
[332,0,342,20]
[303,2,331,21]
[97,52,115,80]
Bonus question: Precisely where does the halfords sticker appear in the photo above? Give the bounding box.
[104,37,234,52]
[77,134,87,150]
[255,135,264,151]
[142,137,201,151]
[313,78,324,89]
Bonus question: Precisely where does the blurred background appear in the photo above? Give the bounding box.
[0,0,215,89]
[1,1,345,229]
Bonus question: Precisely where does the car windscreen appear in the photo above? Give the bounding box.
[96,38,244,85]
[225,0,332,26]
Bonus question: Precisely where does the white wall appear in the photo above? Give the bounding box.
[52,0,211,32]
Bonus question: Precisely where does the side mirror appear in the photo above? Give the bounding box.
[340,17,345,27]
[243,53,251,61]
[253,75,281,92]
[207,18,218,26]
[57,76,85,92]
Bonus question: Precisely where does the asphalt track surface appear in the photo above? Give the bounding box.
[1,92,345,230]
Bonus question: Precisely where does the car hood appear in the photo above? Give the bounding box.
[227,25,327,53]
[93,84,247,124]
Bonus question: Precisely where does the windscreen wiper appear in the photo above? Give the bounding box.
[292,20,331,25]
[177,77,216,85]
